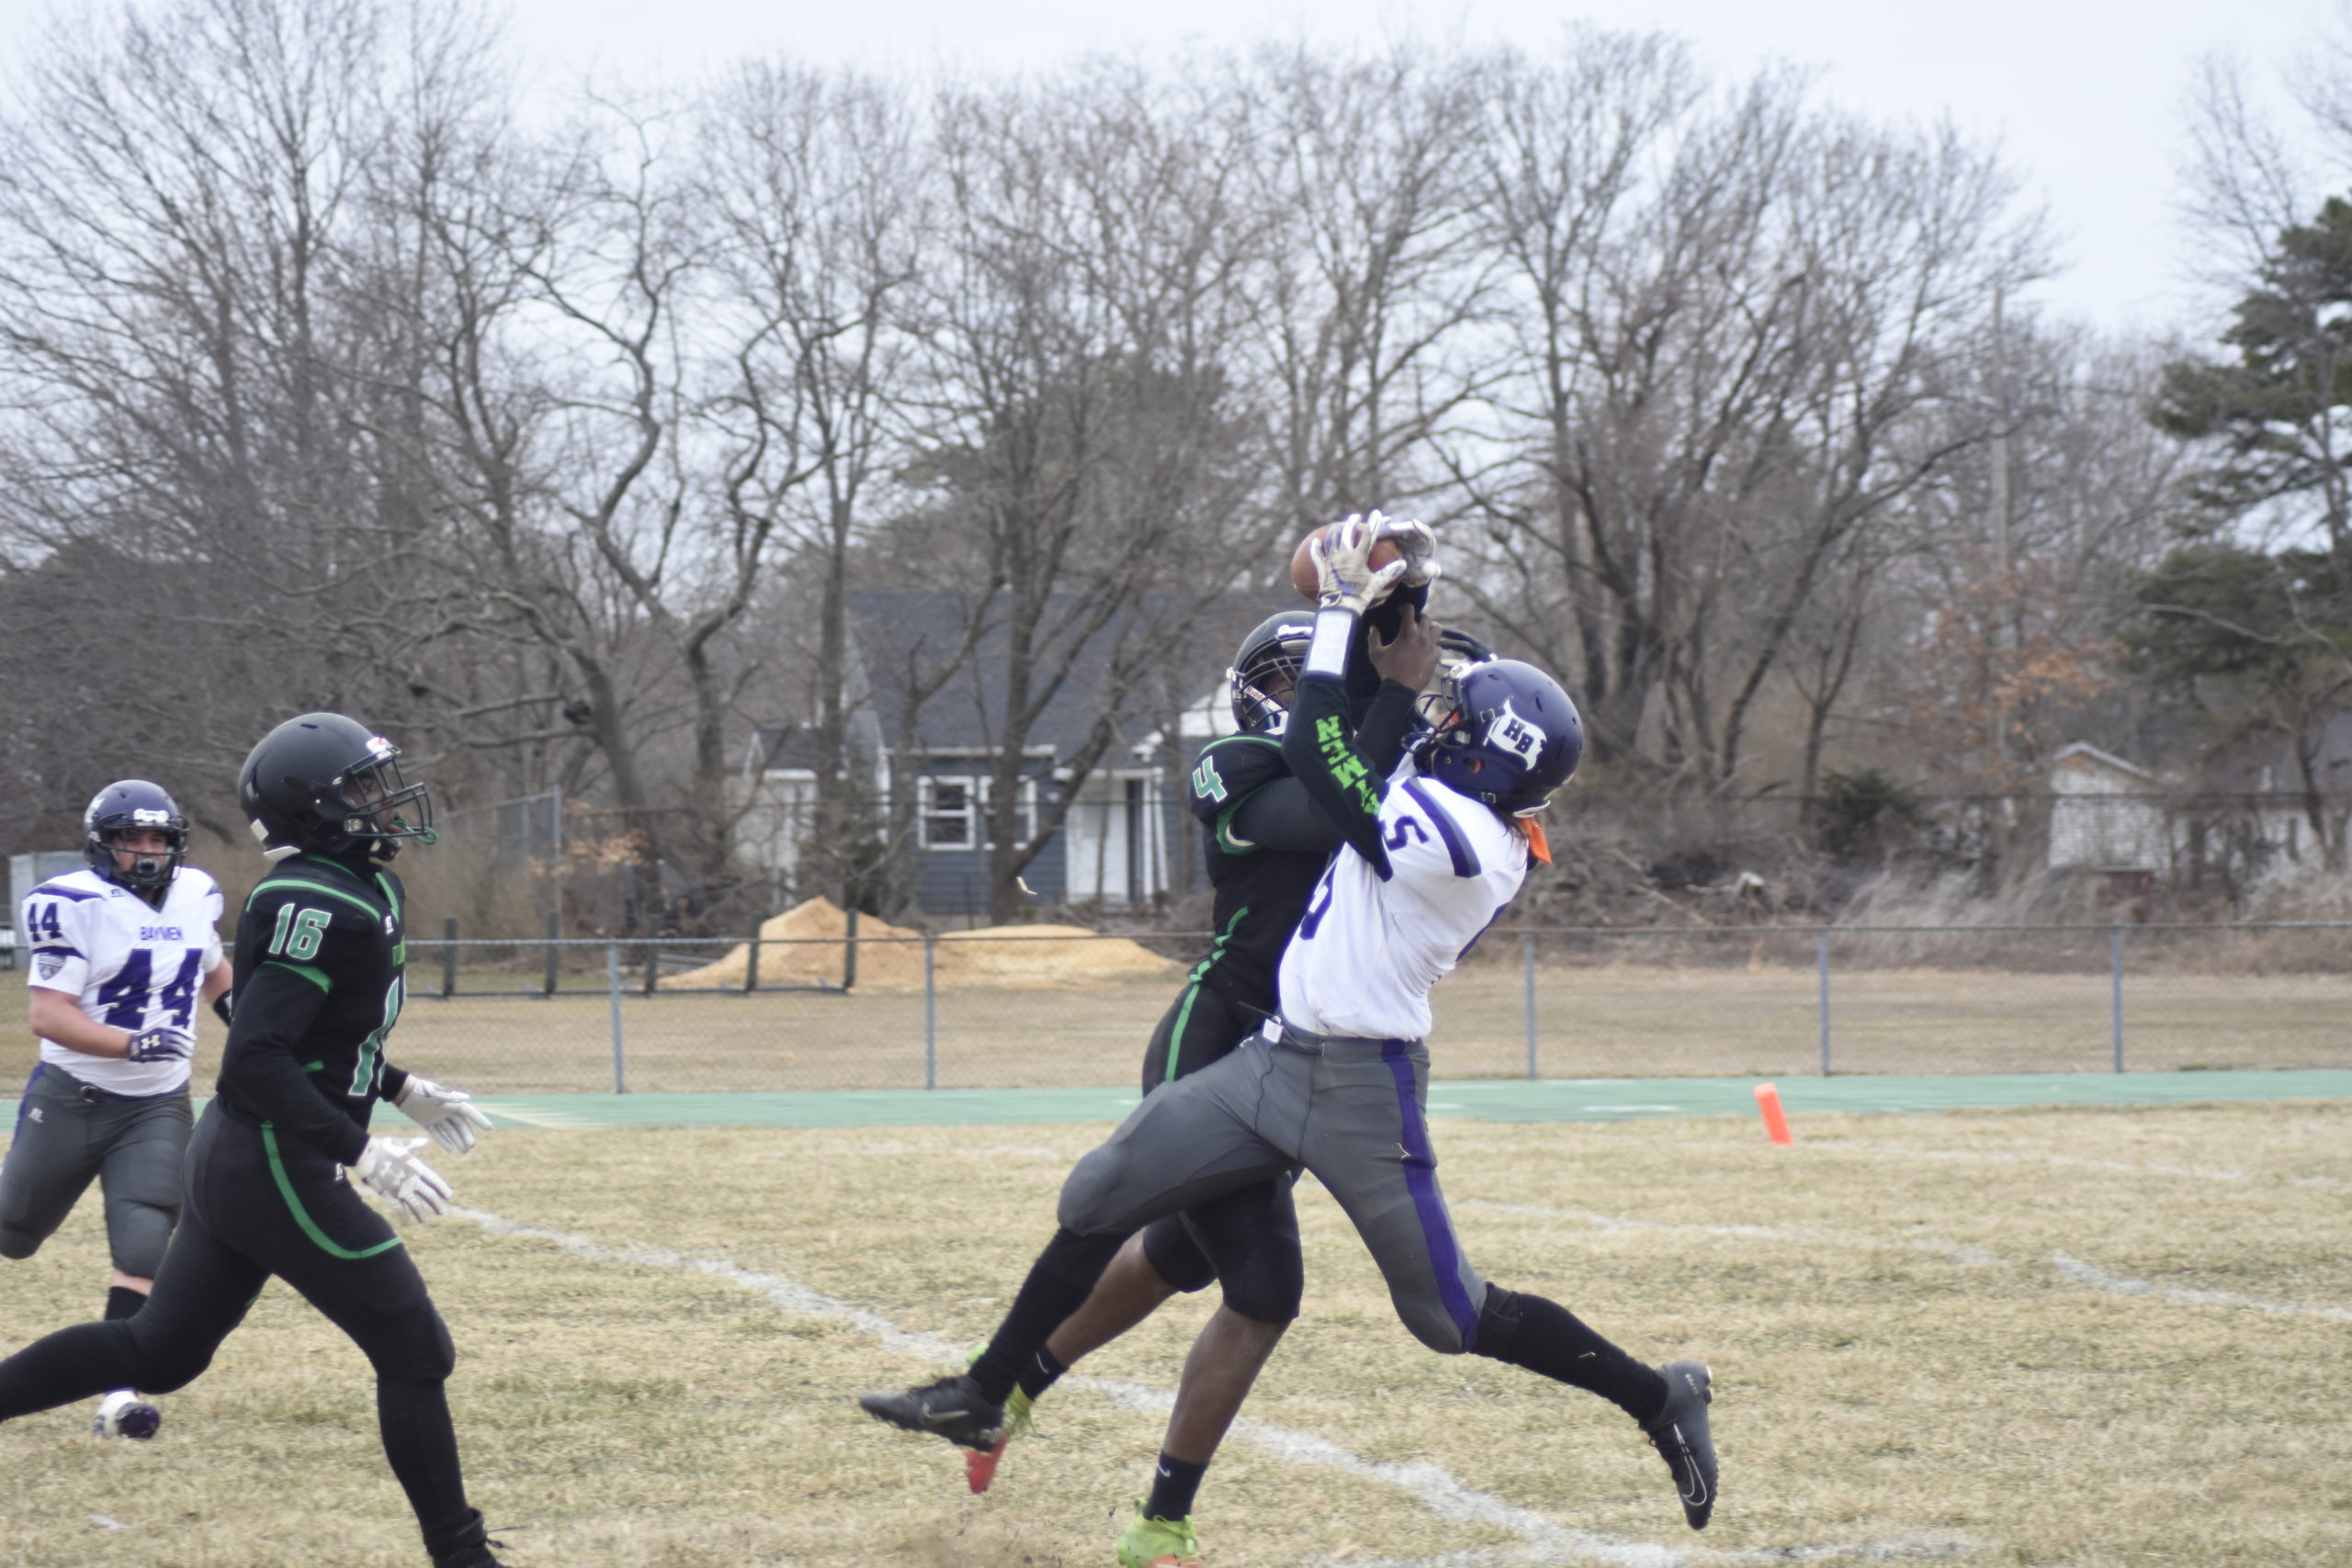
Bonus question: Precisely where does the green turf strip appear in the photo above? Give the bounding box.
[12,1070,2340,1134]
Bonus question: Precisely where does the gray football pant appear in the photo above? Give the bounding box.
[0,1065,192,1279]
[1058,1032,1487,1354]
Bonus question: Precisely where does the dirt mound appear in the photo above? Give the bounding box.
[659,898,1181,992]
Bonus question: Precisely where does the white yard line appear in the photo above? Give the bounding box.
[447,1206,1979,1568]
[2049,1253,2352,1323]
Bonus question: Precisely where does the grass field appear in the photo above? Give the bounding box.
[0,1096,2346,1566]
[5,962,2346,1092]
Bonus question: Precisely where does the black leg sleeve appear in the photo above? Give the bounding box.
[967,1227,1131,1405]
[1472,1284,1668,1422]
[380,1374,476,1556]
[0,1215,263,1416]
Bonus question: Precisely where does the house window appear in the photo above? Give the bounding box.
[919,775,1038,851]
[921,777,977,849]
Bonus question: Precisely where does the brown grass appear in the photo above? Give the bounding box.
[0,1101,2346,1565]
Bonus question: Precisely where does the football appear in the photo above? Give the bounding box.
[1288,523,1406,601]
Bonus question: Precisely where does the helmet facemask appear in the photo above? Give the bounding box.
[333,743,436,859]
[83,784,188,893]
[1227,622,1312,736]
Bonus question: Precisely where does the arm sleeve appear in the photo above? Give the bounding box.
[217,894,369,1165]
[1226,679,1419,854]
[1283,652,1395,878]
[1226,778,1344,854]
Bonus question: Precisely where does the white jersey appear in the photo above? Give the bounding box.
[1277,767,1528,1042]
[20,865,224,1096]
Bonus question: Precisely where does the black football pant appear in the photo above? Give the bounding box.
[1133,984,1303,1324]
[0,1103,477,1559]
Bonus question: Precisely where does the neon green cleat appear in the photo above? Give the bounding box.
[1115,1506,1204,1568]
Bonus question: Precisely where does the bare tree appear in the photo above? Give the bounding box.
[1225,39,1504,526]
[888,63,1272,920]
[0,0,495,816]
[1456,38,2043,790]
[697,59,929,905]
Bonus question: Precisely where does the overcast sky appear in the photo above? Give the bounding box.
[4,0,2338,341]
[498,0,2335,341]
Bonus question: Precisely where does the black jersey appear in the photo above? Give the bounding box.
[1176,681,1423,1023]
[215,851,413,1166]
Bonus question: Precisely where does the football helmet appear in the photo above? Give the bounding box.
[83,780,188,892]
[239,714,436,862]
[1227,610,1317,735]
[1415,660,1582,815]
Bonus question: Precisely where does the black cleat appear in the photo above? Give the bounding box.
[858,1373,1006,1450]
[428,1509,514,1568]
[1641,1360,1717,1530]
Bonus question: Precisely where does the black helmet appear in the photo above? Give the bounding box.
[1227,610,1317,735]
[238,714,436,862]
[83,780,188,892]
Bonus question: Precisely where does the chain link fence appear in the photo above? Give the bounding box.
[321,922,2352,1094]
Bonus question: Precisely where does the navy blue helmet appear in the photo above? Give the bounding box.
[1416,659,1582,815]
[239,713,435,862]
[83,780,189,892]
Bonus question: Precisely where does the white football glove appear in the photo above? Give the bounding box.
[350,1137,454,1222]
[1374,514,1443,588]
[124,1026,194,1064]
[1311,513,1411,615]
[392,1074,493,1154]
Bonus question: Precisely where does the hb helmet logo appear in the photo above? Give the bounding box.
[1485,700,1547,767]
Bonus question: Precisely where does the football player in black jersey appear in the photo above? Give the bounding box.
[863,516,1471,1565]
[0,715,508,1568]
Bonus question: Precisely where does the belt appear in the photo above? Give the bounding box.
[1259,1017,1419,1055]
[60,1075,187,1106]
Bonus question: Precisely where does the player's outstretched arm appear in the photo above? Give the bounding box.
[1283,517,1407,874]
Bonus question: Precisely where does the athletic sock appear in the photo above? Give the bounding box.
[1015,1345,1068,1403]
[1472,1285,1669,1423]
[968,1228,1128,1405]
[105,1286,147,1322]
[1144,1452,1208,1522]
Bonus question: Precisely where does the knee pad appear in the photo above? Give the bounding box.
[1056,1142,1133,1235]
[107,1200,178,1282]
[132,1331,217,1395]
[1395,1292,1472,1355]
[370,1307,457,1383]
[1140,1215,1216,1295]
[1215,1236,1302,1325]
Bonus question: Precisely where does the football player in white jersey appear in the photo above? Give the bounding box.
[8,780,232,1439]
[1055,518,1720,1559]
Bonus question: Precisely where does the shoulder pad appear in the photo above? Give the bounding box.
[1188,736,1287,824]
